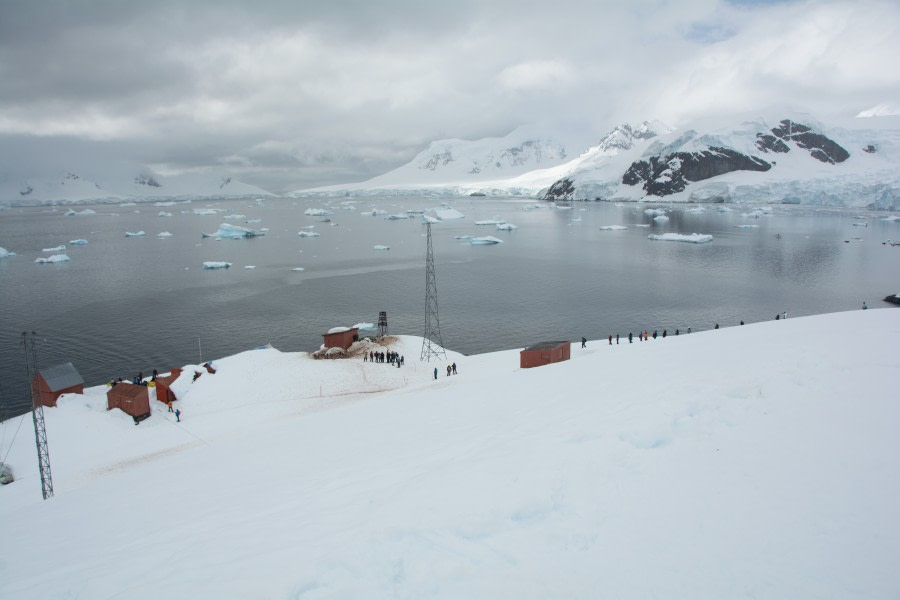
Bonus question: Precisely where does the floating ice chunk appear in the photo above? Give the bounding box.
[374,245,390,250]
[405,209,425,215]
[193,208,226,215]
[552,204,572,210]
[341,206,357,211]
[475,219,505,225]
[158,232,173,238]
[298,231,320,238]
[35,254,70,263]
[203,261,231,269]
[244,265,256,269]
[734,224,760,229]
[523,203,546,210]
[421,215,440,224]
[384,214,409,220]
[600,225,627,230]
[644,208,667,217]
[0,247,16,258]
[354,322,375,330]
[202,223,264,239]
[361,209,387,216]
[43,245,66,252]
[245,219,262,224]
[741,210,769,218]
[454,235,474,240]
[635,224,651,228]
[304,208,334,217]
[291,267,305,271]
[125,231,146,237]
[852,222,868,227]
[222,214,246,220]
[260,228,270,232]
[469,236,503,245]
[648,233,713,243]
[159,211,173,217]
[653,215,670,223]
[65,209,96,216]
[496,222,518,230]
[684,206,707,214]
[434,207,465,220]
[155,201,176,207]
[880,215,899,221]
[569,217,583,223]
[120,202,137,207]
[718,206,734,213]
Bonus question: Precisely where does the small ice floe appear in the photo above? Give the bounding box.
[648,233,713,243]
[354,322,375,330]
[291,267,305,272]
[159,211,173,217]
[65,209,96,216]
[298,231,320,238]
[222,214,246,220]
[635,224,651,228]
[0,247,17,258]
[341,206,357,211]
[435,206,465,220]
[684,206,706,214]
[421,215,440,224]
[244,265,256,269]
[43,245,66,252]
[600,225,627,230]
[35,254,70,264]
[475,217,505,225]
[193,208,225,215]
[454,235,474,240]
[155,201,176,207]
[734,224,760,229]
[496,222,518,230]
[405,209,425,215]
[245,219,262,224]
[374,245,390,250]
[260,227,270,232]
[125,231,146,237]
[158,232,173,238]
[653,215,670,223]
[361,209,388,216]
[644,208,667,217]
[881,215,899,222]
[523,203,546,210]
[742,210,768,218]
[203,261,231,269]
[552,204,573,210]
[854,216,868,220]
[384,214,409,220]
[717,206,733,213]
[852,222,868,227]
[468,236,503,245]
[202,224,264,239]
[304,208,333,217]
[120,202,137,207]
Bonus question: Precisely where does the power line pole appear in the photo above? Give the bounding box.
[421,222,447,362]
[22,331,53,500]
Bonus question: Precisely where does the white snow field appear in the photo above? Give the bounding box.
[1,311,899,599]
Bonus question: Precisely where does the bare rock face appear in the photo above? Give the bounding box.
[863,144,877,154]
[622,147,771,196]
[544,178,576,201]
[769,119,850,164]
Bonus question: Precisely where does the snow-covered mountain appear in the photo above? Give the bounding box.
[1,168,273,206]
[293,113,900,210]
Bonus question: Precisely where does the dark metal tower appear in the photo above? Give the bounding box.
[22,331,53,500]
[421,223,447,362]
[377,311,388,338]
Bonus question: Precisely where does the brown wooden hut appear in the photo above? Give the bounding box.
[107,383,151,419]
[31,362,84,407]
[322,327,359,350]
[154,372,179,405]
[520,341,571,369]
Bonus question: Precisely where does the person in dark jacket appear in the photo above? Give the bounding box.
[175,409,181,422]
[581,336,587,348]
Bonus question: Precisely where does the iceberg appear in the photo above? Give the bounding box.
[223,214,246,220]
[245,219,262,224]
[434,207,465,220]
[159,211,173,217]
[35,254,70,263]
[202,224,265,239]
[291,267,305,271]
[734,224,760,229]
[684,206,707,214]
[65,209,96,216]
[158,232,173,238]
[881,215,899,221]
[0,247,16,258]
[495,223,518,231]
[421,215,440,224]
[42,245,66,252]
[155,201,176,207]
[384,214,409,220]
[70,240,88,246]
[202,262,232,269]
[644,208,667,217]
[125,231,146,237]
[298,231,320,238]
[304,208,334,217]
[244,265,256,269]
[600,225,628,230]
[648,233,714,243]
[361,209,387,216]
[454,235,474,240]
[653,215,670,223]
[374,245,390,250]
[193,208,224,215]
[475,218,505,225]
[468,236,503,245]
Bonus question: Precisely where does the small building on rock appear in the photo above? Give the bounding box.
[322,326,359,351]
[520,341,571,369]
[107,383,151,421]
[31,362,84,407]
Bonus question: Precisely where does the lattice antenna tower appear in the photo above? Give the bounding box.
[22,331,53,500]
[421,223,447,362]
[377,311,388,339]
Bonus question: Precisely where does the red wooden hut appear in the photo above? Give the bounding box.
[520,341,571,369]
[31,362,84,407]
[153,369,180,405]
[322,327,359,350]
[107,383,151,419]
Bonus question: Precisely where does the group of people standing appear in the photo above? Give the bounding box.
[434,363,458,379]
[365,350,404,367]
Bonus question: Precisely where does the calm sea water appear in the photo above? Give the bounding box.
[1,196,897,419]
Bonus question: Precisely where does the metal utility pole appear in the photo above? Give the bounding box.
[420,223,447,362]
[22,331,53,500]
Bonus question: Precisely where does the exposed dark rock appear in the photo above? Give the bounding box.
[884,294,900,305]
[622,147,771,196]
[20,185,32,196]
[770,119,849,164]
[421,150,453,171]
[135,174,161,187]
[755,133,790,154]
[863,144,877,153]
[544,178,576,201]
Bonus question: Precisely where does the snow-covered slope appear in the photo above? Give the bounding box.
[293,126,585,197]
[1,168,273,206]
[2,311,899,598]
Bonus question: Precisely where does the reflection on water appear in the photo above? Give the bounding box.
[1,197,897,418]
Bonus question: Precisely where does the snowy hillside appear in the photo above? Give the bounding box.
[293,126,585,197]
[293,113,900,209]
[1,168,273,206]
[2,310,899,598]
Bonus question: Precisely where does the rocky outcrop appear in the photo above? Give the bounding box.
[755,133,790,154]
[135,174,161,187]
[769,119,849,164]
[622,147,771,196]
[863,144,877,154]
[544,178,576,201]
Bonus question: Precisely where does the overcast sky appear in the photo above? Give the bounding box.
[1,0,898,193]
